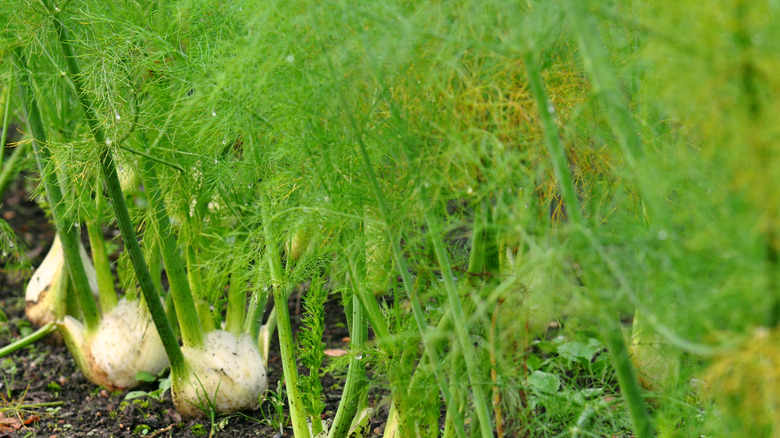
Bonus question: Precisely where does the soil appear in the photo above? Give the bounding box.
[0,175,390,437]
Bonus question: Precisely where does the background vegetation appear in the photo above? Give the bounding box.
[2,0,779,436]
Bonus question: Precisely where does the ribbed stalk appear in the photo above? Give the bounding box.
[14,49,99,332]
[50,15,184,376]
[85,177,117,312]
[225,268,246,336]
[186,245,215,332]
[329,265,369,438]
[262,203,311,438]
[345,249,417,436]
[603,320,654,438]
[244,285,269,340]
[354,134,463,436]
[422,195,494,438]
[141,157,204,349]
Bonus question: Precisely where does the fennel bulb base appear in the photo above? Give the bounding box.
[173,330,267,418]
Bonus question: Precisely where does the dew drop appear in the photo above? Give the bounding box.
[657,230,669,241]
[286,54,295,63]
[211,111,217,117]
[547,103,556,115]
[115,113,121,121]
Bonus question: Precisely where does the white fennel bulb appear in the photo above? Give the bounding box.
[86,298,170,389]
[629,309,680,392]
[26,236,98,326]
[57,298,169,390]
[173,330,267,418]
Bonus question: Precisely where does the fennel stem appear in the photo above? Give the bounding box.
[141,154,205,349]
[422,192,497,438]
[262,202,311,438]
[85,175,118,312]
[225,268,247,336]
[524,42,654,438]
[328,259,368,438]
[353,127,466,437]
[50,13,186,376]
[13,49,100,332]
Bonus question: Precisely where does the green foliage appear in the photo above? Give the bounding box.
[295,279,327,420]
[124,370,171,403]
[4,0,780,435]
[260,380,289,434]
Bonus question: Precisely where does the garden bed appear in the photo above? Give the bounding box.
[0,180,387,438]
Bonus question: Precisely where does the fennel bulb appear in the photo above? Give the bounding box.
[173,330,267,418]
[26,236,98,326]
[58,298,169,390]
[629,310,680,392]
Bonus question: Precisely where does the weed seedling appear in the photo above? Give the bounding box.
[261,380,289,435]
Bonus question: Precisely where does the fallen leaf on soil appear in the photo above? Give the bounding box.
[23,415,39,425]
[324,349,348,357]
[0,412,22,435]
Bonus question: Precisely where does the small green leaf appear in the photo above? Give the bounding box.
[579,387,604,399]
[135,371,157,383]
[557,340,600,363]
[526,354,542,371]
[124,390,148,400]
[528,370,561,393]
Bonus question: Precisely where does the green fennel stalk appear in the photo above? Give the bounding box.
[48,9,185,376]
[353,129,470,436]
[262,201,311,438]
[84,175,117,313]
[13,48,99,332]
[524,42,654,438]
[140,155,205,349]
[329,253,369,438]
[421,190,495,438]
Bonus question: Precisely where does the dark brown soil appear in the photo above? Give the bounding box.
[0,175,389,437]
